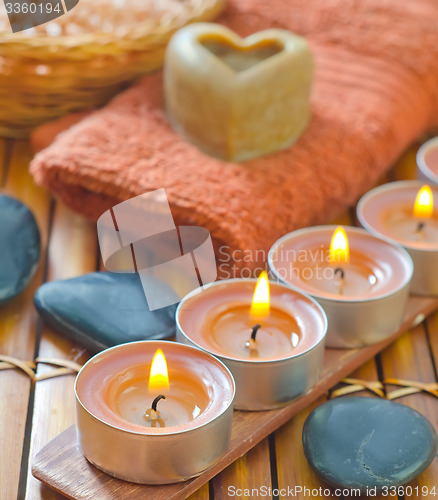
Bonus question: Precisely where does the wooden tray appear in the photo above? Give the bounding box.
[32,294,438,500]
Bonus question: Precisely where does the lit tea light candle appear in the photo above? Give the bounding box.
[176,274,327,410]
[209,272,301,359]
[75,341,235,484]
[112,348,204,428]
[268,226,413,348]
[416,136,438,185]
[165,22,313,162]
[300,226,380,297]
[357,181,438,295]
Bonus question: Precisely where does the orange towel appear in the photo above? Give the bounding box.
[30,0,438,274]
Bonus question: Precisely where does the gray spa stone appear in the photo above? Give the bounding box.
[0,195,40,303]
[302,397,437,493]
[34,272,178,353]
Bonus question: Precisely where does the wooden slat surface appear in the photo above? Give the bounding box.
[30,293,438,500]
[211,438,272,498]
[25,203,96,500]
[0,139,436,500]
[333,362,392,500]
[381,325,438,496]
[0,140,52,500]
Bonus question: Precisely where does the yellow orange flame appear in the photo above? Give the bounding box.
[329,227,349,264]
[413,185,433,219]
[250,270,270,318]
[148,349,169,391]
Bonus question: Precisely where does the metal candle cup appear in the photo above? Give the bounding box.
[357,181,438,296]
[176,279,327,411]
[416,137,438,185]
[268,226,413,348]
[75,341,235,484]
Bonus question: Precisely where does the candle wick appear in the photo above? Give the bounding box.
[245,324,261,351]
[250,324,261,342]
[416,221,425,234]
[334,267,345,295]
[151,394,166,412]
[144,395,166,426]
[334,267,345,280]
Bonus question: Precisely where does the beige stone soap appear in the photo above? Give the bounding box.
[164,23,313,162]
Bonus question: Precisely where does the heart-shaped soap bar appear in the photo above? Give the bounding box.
[165,23,313,162]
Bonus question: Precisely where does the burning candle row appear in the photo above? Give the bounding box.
[75,177,438,485]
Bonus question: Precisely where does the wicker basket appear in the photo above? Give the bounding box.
[0,0,226,138]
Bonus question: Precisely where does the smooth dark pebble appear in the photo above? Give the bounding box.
[0,195,40,304]
[34,272,178,353]
[303,397,437,493]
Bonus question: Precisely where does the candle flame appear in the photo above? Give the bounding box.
[413,185,433,219]
[148,349,169,391]
[250,271,270,318]
[329,227,349,264]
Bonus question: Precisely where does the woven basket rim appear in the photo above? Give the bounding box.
[0,0,226,137]
[0,0,224,47]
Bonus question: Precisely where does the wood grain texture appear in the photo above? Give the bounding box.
[211,438,272,498]
[336,361,391,500]
[186,483,209,500]
[31,294,438,500]
[0,140,51,500]
[25,202,97,500]
[426,309,438,376]
[380,323,438,496]
[275,360,390,500]
[275,398,334,499]
[0,138,6,186]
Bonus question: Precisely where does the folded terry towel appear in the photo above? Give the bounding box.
[30,0,438,273]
